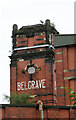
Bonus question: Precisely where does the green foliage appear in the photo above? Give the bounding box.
[65,87,76,106]
[51,22,55,29]
[16,30,21,33]
[4,92,33,105]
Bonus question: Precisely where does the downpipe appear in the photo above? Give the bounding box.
[37,100,44,120]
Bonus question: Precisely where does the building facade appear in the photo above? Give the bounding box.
[0,19,76,119]
[10,19,76,106]
[54,34,76,105]
[10,19,59,105]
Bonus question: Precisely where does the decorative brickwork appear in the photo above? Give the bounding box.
[10,19,58,105]
[1,20,76,119]
[10,20,76,106]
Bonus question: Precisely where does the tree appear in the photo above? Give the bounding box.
[3,92,33,105]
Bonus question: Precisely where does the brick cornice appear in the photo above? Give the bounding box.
[1,104,76,109]
[9,49,55,60]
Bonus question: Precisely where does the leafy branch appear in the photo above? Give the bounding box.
[65,87,76,106]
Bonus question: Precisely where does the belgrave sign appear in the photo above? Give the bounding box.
[17,79,46,91]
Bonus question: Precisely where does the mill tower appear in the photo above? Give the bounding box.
[10,19,59,105]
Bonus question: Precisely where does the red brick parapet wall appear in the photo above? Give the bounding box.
[0,104,76,119]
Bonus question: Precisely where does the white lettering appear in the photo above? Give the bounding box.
[38,80,42,88]
[21,82,25,90]
[41,79,46,88]
[35,80,39,89]
[24,82,27,90]
[28,81,31,89]
[31,80,35,89]
[17,82,21,91]
[17,79,46,91]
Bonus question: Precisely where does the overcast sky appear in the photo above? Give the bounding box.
[0,0,75,104]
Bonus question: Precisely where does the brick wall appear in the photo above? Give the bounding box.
[0,104,76,119]
[11,23,76,107]
[10,29,56,105]
[10,57,55,105]
[55,45,76,106]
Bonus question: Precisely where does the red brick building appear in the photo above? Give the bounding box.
[0,19,76,119]
[54,34,76,106]
[10,19,59,105]
[10,19,76,106]
[0,104,76,119]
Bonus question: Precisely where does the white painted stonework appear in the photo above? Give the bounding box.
[17,79,46,91]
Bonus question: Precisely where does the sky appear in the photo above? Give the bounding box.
[0,0,75,104]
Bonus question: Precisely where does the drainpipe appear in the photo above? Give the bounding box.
[37,100,44,120]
